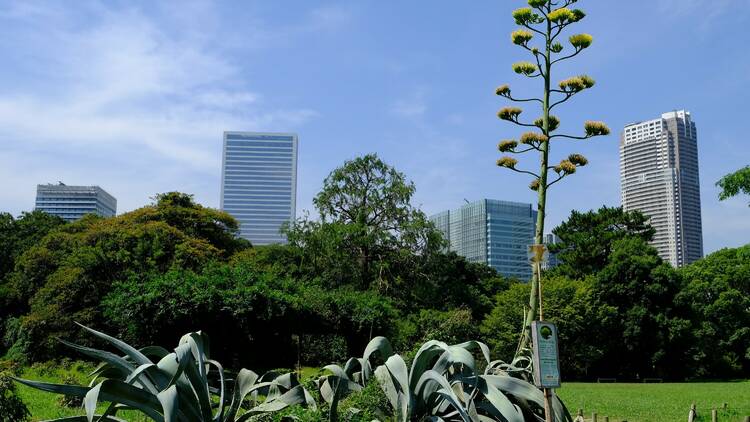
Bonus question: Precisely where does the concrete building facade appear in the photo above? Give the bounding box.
[35,183,117,222]
[620,110,703,266]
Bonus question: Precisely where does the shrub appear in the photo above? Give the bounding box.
[0,371,30,422]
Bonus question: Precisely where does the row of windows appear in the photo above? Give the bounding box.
[223,180,292,187]
[224,150,294,157]
[225,140,293,148]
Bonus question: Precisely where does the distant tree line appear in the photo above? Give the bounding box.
[0,155,747,380]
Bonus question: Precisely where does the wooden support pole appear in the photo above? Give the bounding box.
[591,412,597,422]
[688,403,697,422]
[603,417,608,422]
[711,409,717,422]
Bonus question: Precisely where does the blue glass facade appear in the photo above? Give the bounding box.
[220,132,298,245]
[430,199,536,281]
[35,183,117,222]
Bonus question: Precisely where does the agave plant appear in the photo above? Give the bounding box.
[16,325,570,421]
[327,338,572,421]
[14,324,316,421]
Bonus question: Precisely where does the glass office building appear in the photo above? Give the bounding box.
[430,199,537,280]
[35,183,117,222]
[220,132,298,245]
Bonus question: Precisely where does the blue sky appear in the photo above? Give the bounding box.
[0,0,748,254]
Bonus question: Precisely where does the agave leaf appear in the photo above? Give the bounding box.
[59,339,135,381]
[409,340,449,391]
[374,354,410,422]
[343,357,362,380]
[225,368,258,421]
[207,359,225,422]
[84,381,103,422]
[140,346,171,361]
[454,341,491,366]
[482,375,570,422]
[238,385,314,420]
[40,417,128,422]
[181,353,213,421]
[468,376,524,422]
[415,370,470,418]
[361,337,393,382]
[75,323,151,367]
[156,385,179,422]
[432,347,476,378]
[16,377,165,421]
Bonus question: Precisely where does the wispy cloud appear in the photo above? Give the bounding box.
[391,88,428,119]
[655,0,749,30]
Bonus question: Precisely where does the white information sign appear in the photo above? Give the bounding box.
[531,321,561,388]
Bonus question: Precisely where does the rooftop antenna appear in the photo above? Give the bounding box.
[463,198,470,204]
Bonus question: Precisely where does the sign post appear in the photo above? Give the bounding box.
[532,321,561,422]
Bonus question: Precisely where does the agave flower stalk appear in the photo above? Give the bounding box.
[494,0,610,355]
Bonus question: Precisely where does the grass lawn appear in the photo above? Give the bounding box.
[557,381,750,422]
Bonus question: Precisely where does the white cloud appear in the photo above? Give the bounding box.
[0,2,319,213]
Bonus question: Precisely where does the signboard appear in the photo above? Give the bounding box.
[531,321,561,388]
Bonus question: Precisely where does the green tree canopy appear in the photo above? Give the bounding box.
[592,237,689,378]
[716,165,750,206]
[1,193,248,361]
[676,244,750,377]
[550,206,655,278]
[0,211,66,284]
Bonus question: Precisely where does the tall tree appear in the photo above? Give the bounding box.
[716,165,750,206]
[288,154,445,290]
[549,206,655,278]
[495,0,610,351]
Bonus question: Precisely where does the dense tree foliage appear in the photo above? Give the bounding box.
[0,211,66,284]
[549,206,655,278]
[677,244,750,378]
[0,193,248,361]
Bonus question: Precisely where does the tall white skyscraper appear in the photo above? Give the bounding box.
[620,110,703,267]
[220,132,298,245]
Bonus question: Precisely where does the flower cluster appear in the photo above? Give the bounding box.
[498,140,519,152]
[567,153,588,166]
[534,115,560,131]
[520,132,548,145]
[554,159,577,174]
[512,29,534,46]
[559,75,595,92]
[584,121,610,136]
[548,8,585,24]
[569,33,593,49]
[496,157,518,168]
[512,61,538,76]
[495,84,511,96]
[497,107,523,121]
[512,7,542,25]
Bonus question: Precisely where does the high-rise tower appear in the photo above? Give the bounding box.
[620,110,703,266]
[220,132,298,245]
[35,182,117,222]
[430,199,537,280]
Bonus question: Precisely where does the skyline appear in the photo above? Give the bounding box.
[1,0,749,254]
